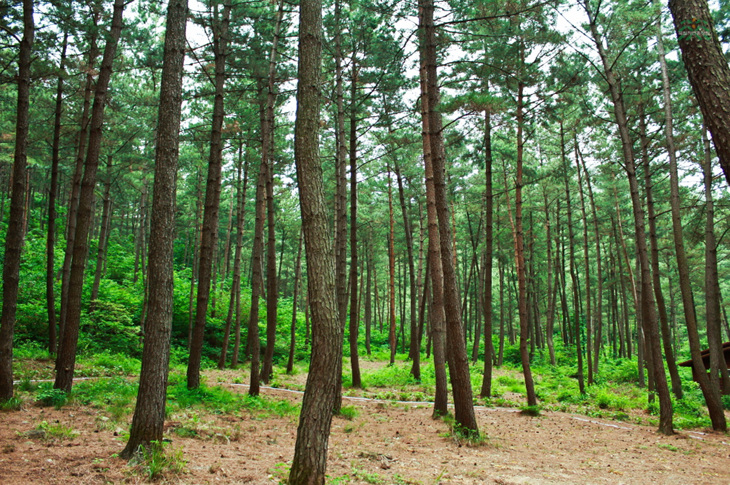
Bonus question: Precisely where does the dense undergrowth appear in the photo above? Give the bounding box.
[8,337,729,433]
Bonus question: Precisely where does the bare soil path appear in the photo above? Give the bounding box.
[1,362,728,484]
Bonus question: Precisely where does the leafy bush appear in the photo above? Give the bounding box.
[78,301,141,357]
[36,386,67,408]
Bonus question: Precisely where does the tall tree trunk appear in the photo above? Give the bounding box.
[0,0,33,401]
[417,9,448,415]
[669,0,730,184]
[562,123,585,395]
[348,60,362,388]
[508,81,537,407]
[90,166,112,309]
[480,107,495,397]
[287,0,343,478]
[120,0,187,457]
[656,11,726,429]
[59,11,100,349]
[394,163,418,377]
[544,190,557,366]
[187,1,231,390]
[365,241,372,356]
[584,1,673,434]
[575,137,593,385]
[219,148,248,369]
[638,108,684,399]
[422,0,479,432]
[333,0,348,332]
[576,146,603,374]
[287,230,304,374]
[260,0,285,385]
[388,164,397,364]
[702,126,730,392]
[47,33,68,355]
[55,0,126,393]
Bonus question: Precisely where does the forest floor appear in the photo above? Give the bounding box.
[1,359,729,484]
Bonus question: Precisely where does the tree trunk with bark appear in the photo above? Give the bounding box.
[287,231,303,374]
[58,10,100,351]
[0,0,33,401]
[421,0,479,433]
[584,0,673,434]
[187,1,231,390]
[638,108,683,399]
[46,33,68,355]
[348,61,362,388]
[219,149,248,369]
[669,0,730,185]
[657,5,725,428]
[287,0,343,478]
[480,108,495,397]
[120,0,188,457]
[260,0,285,385]
[702,127,730,392]
[55,0,125,393]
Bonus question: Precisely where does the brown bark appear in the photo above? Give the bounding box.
[669,0,730,185]
[702,127,730,392]
[575,137,593,385]
[417,10,448,416]
[394,163,418,377]
[55,0,126,393]
[422,0,478,433]
[286,231,303,374]
[260,0,285,385]
[59,10,100,349]
[90,160,112,309]
[480,107,495,397]
[561,123,585,395]
[0,0,33,401]
[638,108,684,399]
[287,0,342,478]
[47,33,68,355]
[388,165,397,365]
[584,0,673,434]
[348,60,362,388]
[120,0,187,458]
[334,0,348,330]
[219,148,248,369]
[656,7,726,429]
[187,0,231,390]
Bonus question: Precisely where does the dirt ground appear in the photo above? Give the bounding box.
[1,362,729,484]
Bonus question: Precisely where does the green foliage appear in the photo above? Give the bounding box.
[36,385,67,408]
[77,352,141,376]
[338,405,359,420]
[0,396,23,411]
[166,379,299,418]
[68,377,138,421]
[130,441,187,481]
[13,341,50,361]
[34,420,78,441]
[520,405,542,416]
[441,414,485,446]
[78,301,141,357]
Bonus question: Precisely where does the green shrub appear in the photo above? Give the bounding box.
[78,301,141,357]
[130,441,186,480]
[36,386,67,408]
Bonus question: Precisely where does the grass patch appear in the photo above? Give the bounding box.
[32,420,79,441]
[129,441,186,481]
[36,386,67,408]
[338,405,359,420]
[441,414,485,446]
[519,405,542,417]
[0,396,23,411]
